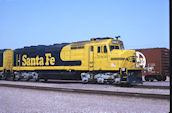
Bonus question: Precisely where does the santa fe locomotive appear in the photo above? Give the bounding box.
[0,37,145,85]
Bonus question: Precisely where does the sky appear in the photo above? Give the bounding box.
[0,0,169,50]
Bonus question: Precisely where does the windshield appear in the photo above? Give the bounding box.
[109,45,119,51]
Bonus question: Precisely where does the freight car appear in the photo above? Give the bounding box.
[135,48,169,81]
[0,37,145,85]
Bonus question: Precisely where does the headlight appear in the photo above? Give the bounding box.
[122,68,126,71]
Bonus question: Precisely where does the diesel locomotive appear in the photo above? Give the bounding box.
[0,37,145,85]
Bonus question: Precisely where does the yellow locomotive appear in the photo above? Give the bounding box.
[0,37,145,85]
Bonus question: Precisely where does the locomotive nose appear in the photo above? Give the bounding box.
[122,50,146,68]
[110,50,139,69]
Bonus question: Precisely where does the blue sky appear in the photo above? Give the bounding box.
[0,0,169,50]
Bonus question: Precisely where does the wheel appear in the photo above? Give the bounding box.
[14,76,20,81]
[162,76,166,81]
[149,77,154,82]
[33,72,40,82]
[0,73,2,80]
[34,76,40,82]
[97,78,104,84]
[82,77,89,84]
[35,78,40,82]
[44,78,48,82]
[14,72,21,81]
[26,78,30,81]
[144,76,149,81]
[4,74,9,80]
[4,72,10,80]
[156,75,162,81]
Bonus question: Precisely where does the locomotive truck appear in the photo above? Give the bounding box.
[0,37,145,85]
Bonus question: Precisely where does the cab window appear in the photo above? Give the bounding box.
[109,45,119,51]
[104,46,107,53]
[97,47,100,53]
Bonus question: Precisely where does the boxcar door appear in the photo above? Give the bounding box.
[89,46,94,71]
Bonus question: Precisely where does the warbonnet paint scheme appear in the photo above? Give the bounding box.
[0,37,145,85]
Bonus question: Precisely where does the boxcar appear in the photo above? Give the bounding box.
[136,48,169,81]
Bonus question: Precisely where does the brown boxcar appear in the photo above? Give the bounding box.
[135,48,169,81]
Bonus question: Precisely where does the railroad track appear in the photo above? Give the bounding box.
[40,80,170,89]
[0,83,169,100]
[0,79,169,89]
[133,85,169,89]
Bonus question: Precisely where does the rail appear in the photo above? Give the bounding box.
[0,83,169,100]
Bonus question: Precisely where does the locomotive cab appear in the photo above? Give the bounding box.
[79,37,145,85]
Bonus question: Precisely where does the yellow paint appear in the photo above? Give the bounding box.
[0,67,3,71]
[60,38,142,71]
[45,53,55,66]
[0,38,142,73]
[121,81,127,83]
[3,49,14,71]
